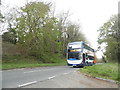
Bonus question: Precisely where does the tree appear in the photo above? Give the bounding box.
[66,21,86,42]
[1,8,18,44]
[2,29,17,44]
[56,12,70,56]
[0,13,4,23]
[97,15,119,62]
[118,14,120,63]
[56,12,87,56]
[16,2,62,62]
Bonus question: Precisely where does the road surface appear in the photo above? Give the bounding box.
[2,66,118,88]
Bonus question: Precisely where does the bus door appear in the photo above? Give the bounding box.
[82,53,86,65]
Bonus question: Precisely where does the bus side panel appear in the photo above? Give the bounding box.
[93,53,97,64]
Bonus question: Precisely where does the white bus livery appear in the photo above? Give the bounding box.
[67,41,96,67]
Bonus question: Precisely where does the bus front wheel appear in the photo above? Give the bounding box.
[73,66,76,68]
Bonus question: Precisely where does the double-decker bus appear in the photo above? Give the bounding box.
[67,41,96,67]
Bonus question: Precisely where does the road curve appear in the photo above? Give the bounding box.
[2,66,118,88]
[2,66,78,88]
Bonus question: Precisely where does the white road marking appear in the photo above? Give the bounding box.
[63,73,68,75]
[18,81,37,87]
[48,76,56,80]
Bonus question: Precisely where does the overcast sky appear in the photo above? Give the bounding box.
[1,0,119,58]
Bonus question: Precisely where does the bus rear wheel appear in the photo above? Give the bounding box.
[79,66,84,68]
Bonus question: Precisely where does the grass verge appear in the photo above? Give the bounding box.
[2,55,67,70]
[2,62,66,70]
[80,63,119,82]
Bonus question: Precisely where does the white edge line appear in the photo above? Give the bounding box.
[4,68,24,72]
[95,77,115,83]
[18,81,37,87]
[63,73,68,75]
[48,76,56,80]
[24,70,41,73]
[24,71,34,73]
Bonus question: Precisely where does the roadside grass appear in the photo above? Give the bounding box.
[80,63,119,82]
[2,63,66,70]
[2,55,67,70]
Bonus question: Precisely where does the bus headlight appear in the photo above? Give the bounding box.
[75,49,81,52]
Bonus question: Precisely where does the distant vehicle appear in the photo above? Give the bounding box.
[66,41,96,67]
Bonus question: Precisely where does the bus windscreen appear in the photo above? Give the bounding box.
[68,44,81,49]
[68,52,82,60]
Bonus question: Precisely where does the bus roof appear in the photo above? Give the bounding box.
[68,41,94,52]
[68,41,84,45]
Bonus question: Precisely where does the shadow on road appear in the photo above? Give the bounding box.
[69,66,84,68]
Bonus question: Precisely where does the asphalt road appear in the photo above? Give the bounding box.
[2,66,79,88]
[2,66,118,88]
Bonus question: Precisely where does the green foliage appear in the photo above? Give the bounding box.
[57,18,87,56]
[0,12,4,23]
[66,22,86,42]
[2,29,17,44]
[97,15,119,62]
[16,2,58,58]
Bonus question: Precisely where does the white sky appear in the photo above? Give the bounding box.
[1,0,119,58]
